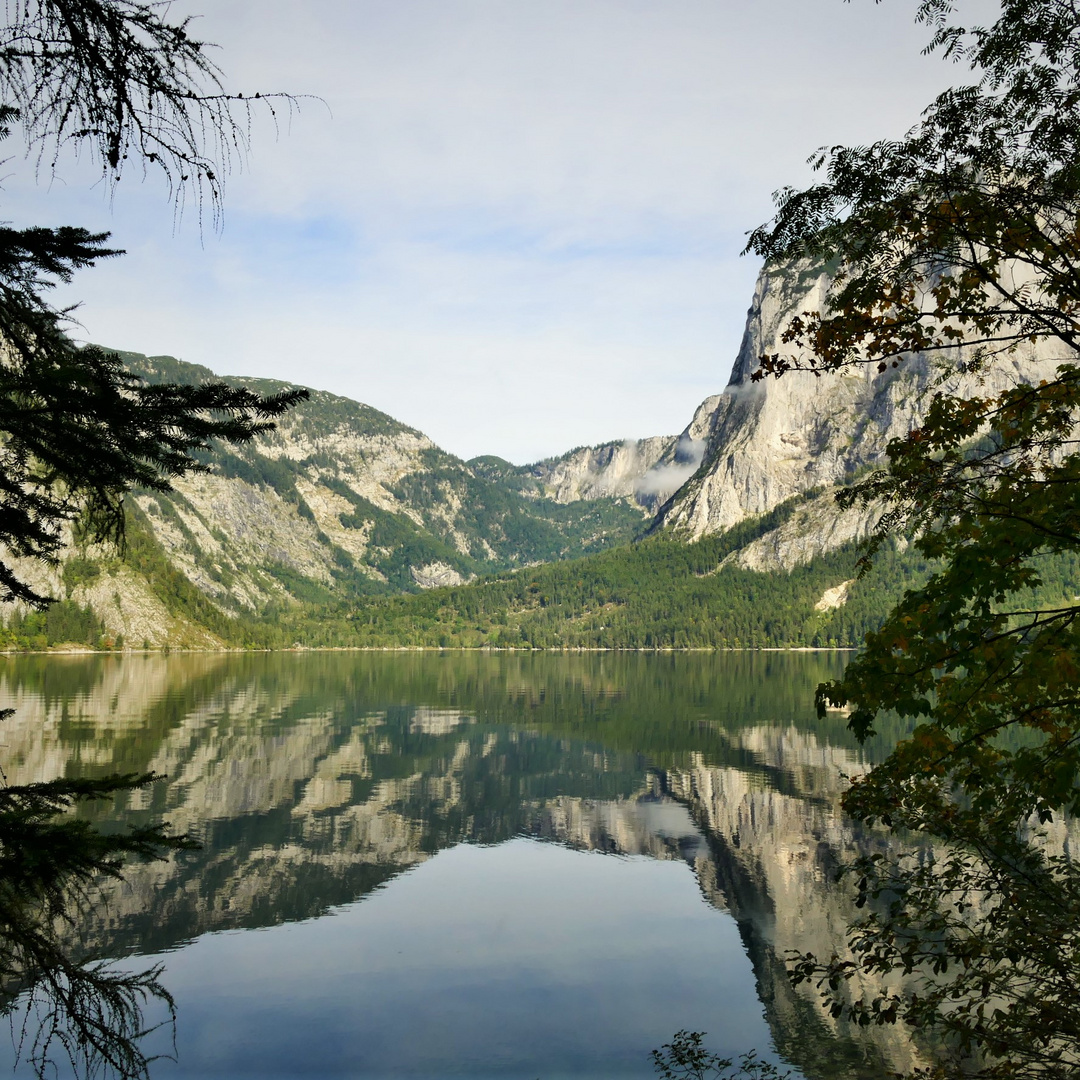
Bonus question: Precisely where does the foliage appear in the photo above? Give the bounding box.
[117,478,1077,652]
[652,1032,793,1080]
[0,762,196,1079]
[0,0,295,223]
[746,2,1080,1076]
[821,374,1080,826]
[790,835,1080,1080]
[269,491,941,649]
[3,598,107,649]
[330,531,921,650]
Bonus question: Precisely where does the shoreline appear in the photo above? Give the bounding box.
[0,644,859,656]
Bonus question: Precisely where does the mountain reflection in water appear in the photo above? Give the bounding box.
[0,652,921,1080]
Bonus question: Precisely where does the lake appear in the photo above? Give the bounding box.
[0,652,920,1080]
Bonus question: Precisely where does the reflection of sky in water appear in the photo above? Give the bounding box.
[137,838,782,1080]
[0,653,861,1079]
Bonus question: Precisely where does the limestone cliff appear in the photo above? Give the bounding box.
[511,433,702,513]
[658,263,1069,556]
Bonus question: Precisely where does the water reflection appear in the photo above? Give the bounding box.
[0,653,919,1079]
[0,767,183,1080]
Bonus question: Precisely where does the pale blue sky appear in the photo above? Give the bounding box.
[4,0,984,463]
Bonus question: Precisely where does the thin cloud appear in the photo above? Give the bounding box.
[636,435,706,498]
[12,0,973,462]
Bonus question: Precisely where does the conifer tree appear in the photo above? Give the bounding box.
[0,4,305,1077]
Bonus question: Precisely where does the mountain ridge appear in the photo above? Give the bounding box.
[0,349,683,648]
[8,258,1076,651]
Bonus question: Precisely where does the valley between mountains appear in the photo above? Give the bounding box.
[9,261,1080,651]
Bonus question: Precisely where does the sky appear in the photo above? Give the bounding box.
[2,0,988,464]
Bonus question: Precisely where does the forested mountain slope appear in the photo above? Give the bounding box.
[123,352,653,602]
[1,352,676,648]
[10,258,1079,652]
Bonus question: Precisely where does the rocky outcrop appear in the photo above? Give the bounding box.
[719,491,880,574]
[139,473,335,611]
[659,263,1069,550]
[814,578,854,612]
[520,434,701,512]
[410,561,469,589]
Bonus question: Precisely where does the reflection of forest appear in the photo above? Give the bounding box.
[1,652,920,1079]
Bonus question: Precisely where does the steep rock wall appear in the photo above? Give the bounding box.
[520,434,695,511]
[660,263,1069,543]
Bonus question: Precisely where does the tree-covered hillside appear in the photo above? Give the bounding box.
[113,350,649,611]
[266,495,923,649]
[259,489,1078,651]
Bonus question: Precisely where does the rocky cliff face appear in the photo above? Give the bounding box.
[658,263,1069,553]
[511,433,702,512]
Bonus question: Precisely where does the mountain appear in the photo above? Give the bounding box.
[258,257,1080,651]
[0,351,684,648]
[7,257,1075,652]
[125,352,659,597]
[656,261,1068,562]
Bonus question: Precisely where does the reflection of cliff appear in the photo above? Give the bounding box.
[2,654,917,1079]
[64,717,674,957]
[659,732,924,1079]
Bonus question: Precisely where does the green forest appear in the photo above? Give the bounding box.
[13,486,1080,654]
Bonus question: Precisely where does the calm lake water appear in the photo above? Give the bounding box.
[0,652,920,1080]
